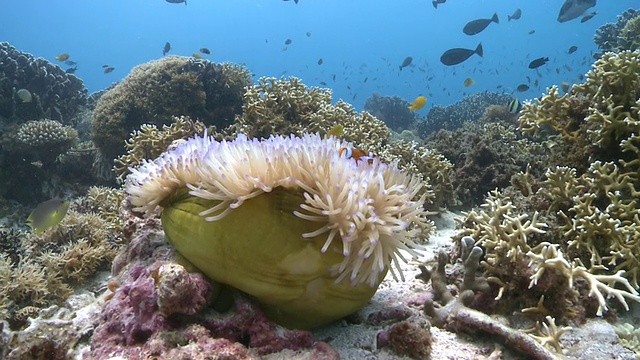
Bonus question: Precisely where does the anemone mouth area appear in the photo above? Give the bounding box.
[160,186,380,329]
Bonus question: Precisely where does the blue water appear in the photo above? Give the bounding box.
[0,0,633,114]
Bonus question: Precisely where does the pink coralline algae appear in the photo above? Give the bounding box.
[88,212,339,359]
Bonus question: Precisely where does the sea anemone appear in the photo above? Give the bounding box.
[126,133,431,328]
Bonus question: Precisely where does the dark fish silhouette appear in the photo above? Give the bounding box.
[516,84,529,92]
[199,48,211,55]
[317,58,323,65]
[166,0,187,5]
[399,56,413,70]
[528,57,549,69]
[568,46,578,54]
[432,0,446,9]
[163,42,171,56]
[463,13,499,35]
[284,39,292,45]
[557,0,595,23]
[440,43,483,66]
[581,11,597,23]
[65,66,78,74]
[104,66,115,74]
[283,0,299,3]
[508,9,522,21]
[528,30,536,35]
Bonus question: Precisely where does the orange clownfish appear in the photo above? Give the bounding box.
[339,147,378,164]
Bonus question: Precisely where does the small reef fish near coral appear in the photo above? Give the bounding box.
[27,198,70,235]
[2,2,640,359]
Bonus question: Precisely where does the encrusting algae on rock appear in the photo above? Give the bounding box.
[125,132,432,329]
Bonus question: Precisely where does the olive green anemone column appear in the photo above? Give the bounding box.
[160,187,382,329]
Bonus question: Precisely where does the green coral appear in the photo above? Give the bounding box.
[91,56,251,161]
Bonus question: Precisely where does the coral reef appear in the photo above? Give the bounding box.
[230,76,454,210]
[594,9,640,57]
[0,42,87,123]
[451,50,640,329]
[0,187,125,329]
[3,119,78,164]
[114,115,206,179]
[90,210,339,359]
[417,91,513,137]
[425,104,547,206]
[91,56,251,161]
[364,93,419,133]
[417,236,560,359]
[126,132,432,329]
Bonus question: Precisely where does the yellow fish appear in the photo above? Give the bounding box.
[464,77,475,87]
[326,124,344,139]
[27,198,70,235]
[192,53,204,59]
[55,53,70,62]
[408,95,427,111]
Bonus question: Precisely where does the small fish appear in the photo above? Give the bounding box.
[163,42,171,56]
[283,0,299,3]
[104,66,115,74]
[339,147,377,164]
[432,0,446,9]
[326,124,344,139]
[399,56,413,70]
[192,53,204,59]
[561,81,571,93]
[27,198,70,235]
[528,30,536,35]
[508,9,522,21]
[557,0,595,23]
[568,46,578,54]
[440,43,483,66]
[463,13,499,36]
[102,64,110,68]
[319,81,327,86]
[284,39,292,45]
[16,88,32,103]
[318,58,324,65]
[463,77,475,87]
[408,95,427,111]
[508,98,520,114]
[516,84,529,92]
[528,57,549,69]
[64,60,77,66]
[199,47,211,55]
[306,32,311,37]
[581,11,597,23]
[55,53,70,62]
[166,0,187,5]
[65,66,78,74]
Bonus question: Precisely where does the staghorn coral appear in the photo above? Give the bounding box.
[416,236,558,360]
[91,56,251,161]
[363,93,419,133]
[0,42,87,123]
[114,115,206,178]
